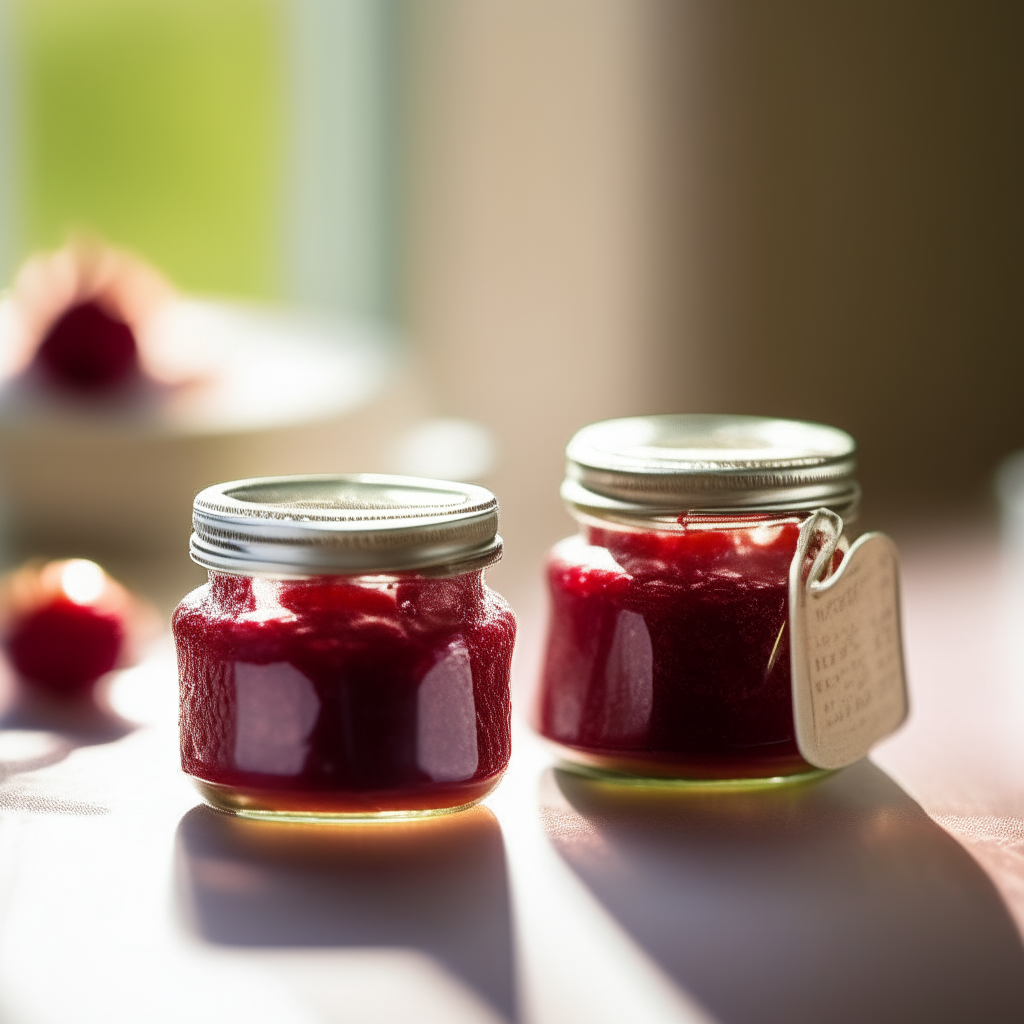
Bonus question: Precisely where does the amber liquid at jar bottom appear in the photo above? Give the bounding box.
[173,570,515,817]
[536,516,822,781]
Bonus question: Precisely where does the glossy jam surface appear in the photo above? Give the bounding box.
[35,300,139,392]
[173,570,516,815]
[536,516,817,780]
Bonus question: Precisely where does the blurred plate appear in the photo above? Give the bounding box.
[0,299,422,561]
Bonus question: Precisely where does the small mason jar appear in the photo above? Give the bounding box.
[535,414,858,785]
[173,474,516,820]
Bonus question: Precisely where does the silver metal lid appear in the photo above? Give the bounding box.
[563,414,858,516]
[190,474,502,576]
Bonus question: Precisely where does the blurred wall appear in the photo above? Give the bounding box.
[650,1,1024,526]
[406,0,671,599]
[406,0,1024,602]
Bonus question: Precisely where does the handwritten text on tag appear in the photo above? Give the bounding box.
[789,510,908,770]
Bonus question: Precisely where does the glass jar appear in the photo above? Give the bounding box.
[535,415,859,785]
[173,474,516,820]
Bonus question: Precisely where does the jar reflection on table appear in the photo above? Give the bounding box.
[172,474,515,820]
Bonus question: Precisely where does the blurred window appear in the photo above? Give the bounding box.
[3,0,397,321]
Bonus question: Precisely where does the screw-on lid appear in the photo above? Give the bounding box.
[190,474,502,576]
[562,414,858,517]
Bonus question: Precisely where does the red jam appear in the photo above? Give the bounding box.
[173,569,516,815]
[536,516,818,780]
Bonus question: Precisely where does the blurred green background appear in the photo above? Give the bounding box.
[5,0,398,318]
[16,0,284,298]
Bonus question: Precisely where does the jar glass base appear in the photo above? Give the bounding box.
[191,777,500,823]
[555,759,833,791]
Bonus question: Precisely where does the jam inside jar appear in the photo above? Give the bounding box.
[534,414,859,785]
[173,474,515,820]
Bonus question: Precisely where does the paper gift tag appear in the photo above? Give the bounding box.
[789,509,909,770]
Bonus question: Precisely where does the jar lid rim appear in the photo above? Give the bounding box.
[564,414,858,513]
[190,473,502,575]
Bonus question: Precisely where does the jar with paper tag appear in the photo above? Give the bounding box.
[172,474,515,820]
[534,414,907,785]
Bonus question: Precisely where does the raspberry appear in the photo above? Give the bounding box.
[35,301,139,392]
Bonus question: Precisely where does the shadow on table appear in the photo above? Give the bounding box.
[0,657,137,754]
[0,687,134,814]
[0,693,133,747]
[176,803,517,1022]
[542,759,1024,1024]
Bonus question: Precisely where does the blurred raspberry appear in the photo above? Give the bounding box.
[34,300,140,393]
[2,559,149,699]
[3,239,175,391]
